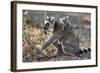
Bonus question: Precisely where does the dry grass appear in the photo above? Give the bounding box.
[23,26,58,62]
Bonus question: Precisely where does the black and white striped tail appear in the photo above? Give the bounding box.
[78,48,91,59]
[79,48,91,54]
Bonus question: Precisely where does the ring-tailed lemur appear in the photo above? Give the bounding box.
[36,16,91,58]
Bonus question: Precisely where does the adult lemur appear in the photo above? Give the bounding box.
[36,16,91,58]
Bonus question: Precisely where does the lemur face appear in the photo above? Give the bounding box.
[60,16,69,24]
[43,16,56,33]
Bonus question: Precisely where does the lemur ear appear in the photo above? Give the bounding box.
[46,16,49,18]
[66,16,69,19]
[65,16,69,22]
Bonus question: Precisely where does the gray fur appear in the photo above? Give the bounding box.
[42,16,81,55]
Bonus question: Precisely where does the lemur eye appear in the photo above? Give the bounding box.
[46,23,49,26]
[49,18,52,22]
